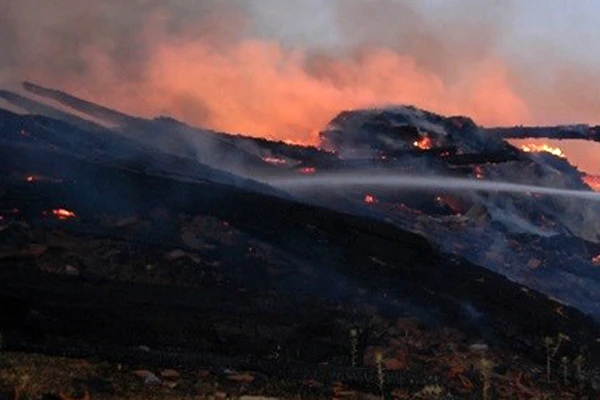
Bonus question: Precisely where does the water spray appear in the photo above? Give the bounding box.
[262,173,600,202]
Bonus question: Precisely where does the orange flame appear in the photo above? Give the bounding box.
[52,209,76,220]
[520,143,565,158]
[413,137,433,150]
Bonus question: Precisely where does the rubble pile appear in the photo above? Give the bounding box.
[300,107,600,318]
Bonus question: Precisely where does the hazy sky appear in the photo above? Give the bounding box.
[251,0,600,64]
[1,0,600,173]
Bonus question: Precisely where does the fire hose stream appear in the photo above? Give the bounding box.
[263,173,600,202]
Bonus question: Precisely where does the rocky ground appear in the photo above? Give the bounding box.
[1,322,597,399]
[1,204,599,399]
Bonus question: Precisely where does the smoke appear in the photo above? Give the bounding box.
[1,0,599,151]
[0,0,531,143]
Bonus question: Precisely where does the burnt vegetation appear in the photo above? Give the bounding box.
[0,83,600,398]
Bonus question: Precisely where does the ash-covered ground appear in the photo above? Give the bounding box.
[1,82,600,399]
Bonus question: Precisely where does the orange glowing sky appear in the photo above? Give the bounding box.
[1,0,600,174]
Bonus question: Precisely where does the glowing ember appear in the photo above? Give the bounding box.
[593,255,600,266]
[520,143,565,158]
[584,175,600,192]
[52,209,76,220]
[364,194,377,204]
[413,137,433,150]
[282,139,307,146]
[474,166,484,179]
[262,156,287,166]
[299,167,316,175]
[26,176,35,183]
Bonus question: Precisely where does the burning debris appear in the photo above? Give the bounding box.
[413,136,433,150]
[520,143,565,158]
[51,209,76,220]
[364,194,378,204]
[320,107,512,159]
[293,106,600,318]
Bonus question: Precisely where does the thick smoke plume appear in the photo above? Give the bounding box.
[0,0,599,153]
[0,0,528,141]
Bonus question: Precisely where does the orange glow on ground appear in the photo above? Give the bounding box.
[413,137,433,150]
[52,209,76,220]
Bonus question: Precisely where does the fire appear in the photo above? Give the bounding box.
[299,167,316,175]
[592,255,600,266]
[52,209,76,220]
[26,176,35,183]
[413,137,433,150]
[364,194,377,204]
[520,143,565,158]
[583,175,600,192]
[262,156,287,166]
[283,139,308,146]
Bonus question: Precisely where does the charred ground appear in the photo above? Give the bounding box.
[0,84,600,398]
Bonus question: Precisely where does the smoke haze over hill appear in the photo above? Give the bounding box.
[2,0,600,172]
